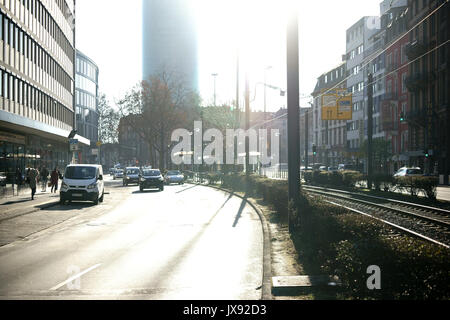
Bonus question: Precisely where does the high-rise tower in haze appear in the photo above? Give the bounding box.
[142,0,199,92]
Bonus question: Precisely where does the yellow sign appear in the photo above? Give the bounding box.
[96,141,102,147]
[321,89,352,121]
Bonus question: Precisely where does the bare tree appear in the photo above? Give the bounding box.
[117,70,200,169]
[98,93,119,144]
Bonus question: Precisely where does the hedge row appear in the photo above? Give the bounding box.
[221,173,450,299]
[304,171,439,200]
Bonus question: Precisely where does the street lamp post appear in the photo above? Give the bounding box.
[212,73,218,107]
[264,66,272,129]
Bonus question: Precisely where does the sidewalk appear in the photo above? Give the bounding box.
[0,185,61,223]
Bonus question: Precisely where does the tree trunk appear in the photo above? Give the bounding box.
[160,127,165,171]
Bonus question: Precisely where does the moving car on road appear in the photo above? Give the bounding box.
[60,165,105,205]
[123,167,140,186]
[140,169,164,192]
[393,167,423,177]
[164,170,184,185]
[113,169,124,180]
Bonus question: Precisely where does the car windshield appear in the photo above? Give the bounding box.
[167,171,180,175]
[407,169,423,175]
[65,167,96,180]
[143,170,161,176]
[127,169,140,174]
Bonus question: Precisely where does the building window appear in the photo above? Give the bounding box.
[402,73,407,93]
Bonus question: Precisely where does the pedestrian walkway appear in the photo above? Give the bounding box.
[0,183,61,222]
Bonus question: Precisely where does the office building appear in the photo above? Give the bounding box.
[142,0,199,92]
[75,49,99,164]
[0,0,88,182]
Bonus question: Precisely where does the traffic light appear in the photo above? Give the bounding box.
[425,152,429,158]
[400,113,405,122]
[313,145,317,156]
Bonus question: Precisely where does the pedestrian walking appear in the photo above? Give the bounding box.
[28,168,39,200]
[50,167,60,193]
[25,168,30,185]
[41,166,49,192]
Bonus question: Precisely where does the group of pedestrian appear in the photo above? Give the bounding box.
[25,166,62,200]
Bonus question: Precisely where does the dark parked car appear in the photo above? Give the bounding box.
[139,169,164,192]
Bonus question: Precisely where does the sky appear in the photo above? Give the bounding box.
[76,0,382,111]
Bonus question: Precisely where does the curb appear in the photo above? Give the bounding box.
[204,184,273,300]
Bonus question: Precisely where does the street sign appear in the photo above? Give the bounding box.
[321,89,352,120]
[337,95,352,120]
[91,149,99,155]
[69,139,79,151]
[96,141,102,147]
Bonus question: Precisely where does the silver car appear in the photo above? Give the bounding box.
[393,167,423,177]
[113,169,124,180]
[164,170,184,185]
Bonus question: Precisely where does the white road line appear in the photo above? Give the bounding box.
[49,264,102,291]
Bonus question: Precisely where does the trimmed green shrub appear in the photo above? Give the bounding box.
[395,176,439,199]
[372,173,395,191]
[341,171,364,189]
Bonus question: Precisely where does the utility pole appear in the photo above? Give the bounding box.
[235,50,240,173]
[367,73,374,190]
[236,50,240,126]
[325,120,329,168]
[212,73,218,107]
[72,0,77,165]
[287,7,301,231]
[245,74,250,179]
[305,107,310,169]
[264,66,272,129]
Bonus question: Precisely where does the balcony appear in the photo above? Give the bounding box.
[405,72,436,92]
[405,40,427,60]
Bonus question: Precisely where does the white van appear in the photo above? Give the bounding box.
[60,164,105,205]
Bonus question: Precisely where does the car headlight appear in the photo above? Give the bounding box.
[159,176,164,181]
[61,182,69,189]
[140,177,146,182]
[87,182,97,190]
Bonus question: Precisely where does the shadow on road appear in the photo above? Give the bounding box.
[175,184,199,194]
[42,202,96,211]
[232,196,248,228]
[1,199,32,206]
[131,190,162,194]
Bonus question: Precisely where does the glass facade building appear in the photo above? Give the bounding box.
[0,0,87,184]
[142,0,199,92]
[75,50,98,146]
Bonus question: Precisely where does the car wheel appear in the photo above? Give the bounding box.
[160,186,164,191]
[93,197,99,205]
[99,192,104,203]
[60,198,65,205]
[140,186,144,192]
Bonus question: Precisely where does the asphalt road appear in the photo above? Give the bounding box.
[0,177,263,300]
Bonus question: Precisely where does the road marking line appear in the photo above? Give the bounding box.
[49,264,102,291]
